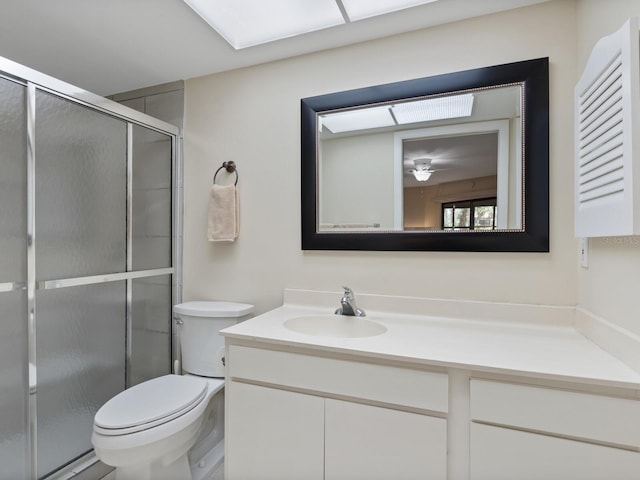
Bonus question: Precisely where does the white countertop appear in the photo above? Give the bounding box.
[221,291,640,390]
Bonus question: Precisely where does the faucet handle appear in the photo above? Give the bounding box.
[341,286,354,297]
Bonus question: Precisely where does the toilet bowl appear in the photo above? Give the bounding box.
[92,375,224,480]
[91,301,253,480]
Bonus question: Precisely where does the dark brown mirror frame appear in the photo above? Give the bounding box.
[301,58,549,252]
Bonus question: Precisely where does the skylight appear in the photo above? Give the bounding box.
[340,0,439,21]
[184,0,439,49]
[320,106,396,133]
[184,0,345,49]
[320,92,474,134]
[391,93,474,124]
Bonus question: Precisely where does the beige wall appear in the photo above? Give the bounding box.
[321,132,395,229]
[183,0,579,315]
[575,0,640,336]
[404,185,439,230]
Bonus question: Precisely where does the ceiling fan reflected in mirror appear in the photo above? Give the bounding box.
[407,158,449,182]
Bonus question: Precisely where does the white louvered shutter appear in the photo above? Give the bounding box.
[575,17,640,237]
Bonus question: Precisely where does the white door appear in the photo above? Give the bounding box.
[325,399,447,480]
[226,382,324,480]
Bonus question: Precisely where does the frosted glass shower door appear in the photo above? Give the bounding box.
[0,76,29,480]
[0,56,179,479]
[35,91,127,280]
[129,125,174,385]
[34,91,128,477]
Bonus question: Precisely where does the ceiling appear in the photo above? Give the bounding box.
[0,0,549,97]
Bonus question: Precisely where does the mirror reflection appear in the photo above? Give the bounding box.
[318,85,522,233]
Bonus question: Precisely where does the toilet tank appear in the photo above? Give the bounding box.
[174,301,254,378]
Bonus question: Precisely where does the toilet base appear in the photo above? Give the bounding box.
[190,439,224,480]
[115,453,191,480]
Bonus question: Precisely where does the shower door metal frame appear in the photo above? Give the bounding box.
[0,55,182,479]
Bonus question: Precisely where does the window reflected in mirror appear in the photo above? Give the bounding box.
[441,198,497,231]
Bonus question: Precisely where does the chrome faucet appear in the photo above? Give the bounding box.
[335,286,366,317]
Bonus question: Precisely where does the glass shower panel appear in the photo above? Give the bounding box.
[35,282,126,478]
[0,76,28,480]
[130,274,172,386]
[0,77,27,283]
[0,291,28,480]
[131,125,172,270]
[35,91,127,280]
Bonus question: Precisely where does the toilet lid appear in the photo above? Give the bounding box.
[174,301,254,318]
[94,375,207,432]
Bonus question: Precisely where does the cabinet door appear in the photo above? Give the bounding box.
[325,399,447,480]
[470,423,640,480]
[225,381,324,480]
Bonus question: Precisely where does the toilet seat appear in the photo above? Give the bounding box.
[94,375,208,436]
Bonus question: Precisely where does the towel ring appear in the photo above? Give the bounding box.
[213,161,238,186]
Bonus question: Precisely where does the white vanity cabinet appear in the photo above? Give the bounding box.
[220,293,640,480]
[225,344,448,480]
[469,379,640,480]
[226,381,324,480]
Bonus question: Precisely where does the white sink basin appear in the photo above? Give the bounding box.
[283,315,387,338]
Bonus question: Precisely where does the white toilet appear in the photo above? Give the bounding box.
[91,301,254,480]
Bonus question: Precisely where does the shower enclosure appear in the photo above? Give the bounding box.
[0,57,180,478]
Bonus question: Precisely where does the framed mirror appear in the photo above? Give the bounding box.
[301,58,549,252]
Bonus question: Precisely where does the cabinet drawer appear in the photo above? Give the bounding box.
[470,379,640,447]
[228,345,448,412]
[470,422,640,480]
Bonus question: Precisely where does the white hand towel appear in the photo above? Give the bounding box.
[208,184,239,242]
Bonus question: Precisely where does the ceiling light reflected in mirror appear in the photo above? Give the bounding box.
[392,93,474,123]
[183,0,441,49]
[411,167,432,182]
[319,92,475,135]
[320,106,395,133]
